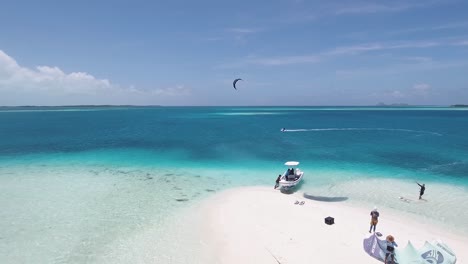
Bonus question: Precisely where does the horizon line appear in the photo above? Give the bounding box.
[0,104,464,108]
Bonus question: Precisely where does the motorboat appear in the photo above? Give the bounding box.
[278,161,304,189]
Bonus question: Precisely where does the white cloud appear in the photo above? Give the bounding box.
[390,41,439,49]
[281,14,317,24]
[377,22,468,39]
[336,58,467,77]
[402,56,433,63]
[202,37,223,41]
[220,39,449,68]
[412,83,431,97]
[454,40,468,46]
[246,55,320,66]
[0,50,190,106]
[327,44,384,55]
[224,27,263,45]
[413,83,430,91]
[226,28,262,34]
[334,0,444,15]
[433,21,468,30]
[384,90,406,99]
[328,41,439,56]
[374,84,432,102]
[335,3,410,15]
[150,85,191,96]
[0,50,113,96]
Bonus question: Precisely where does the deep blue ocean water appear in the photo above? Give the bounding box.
[1,106,467,182]
[1,106,468,263]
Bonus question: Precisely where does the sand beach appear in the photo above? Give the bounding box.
[190,186,468,264]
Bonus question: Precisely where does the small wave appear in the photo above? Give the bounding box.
[216,112,279,116]
[424,161,465,170]
[282,128,442,136]
[421,161,468,177]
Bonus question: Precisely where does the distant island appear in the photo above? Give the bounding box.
[451,104,468,107]
[0,105,161,108]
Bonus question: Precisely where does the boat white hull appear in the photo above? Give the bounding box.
[278,172,304,188]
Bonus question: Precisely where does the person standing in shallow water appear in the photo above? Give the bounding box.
[369,207,379,233]
[417,182,426,199]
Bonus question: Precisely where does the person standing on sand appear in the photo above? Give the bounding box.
[274,174,281,189]
[384,235,398,264]
[369,207,379,233]
[417,182,425,199]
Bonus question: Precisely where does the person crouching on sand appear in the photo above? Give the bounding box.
[385,235,398,264]
[369,207,379,233]
[274,174,281,189]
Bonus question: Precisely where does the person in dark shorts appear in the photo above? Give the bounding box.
[417,182,426,199]
[369,207,379,233]
[385,235,398,264]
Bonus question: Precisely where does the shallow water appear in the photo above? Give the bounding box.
[0,106,467,263]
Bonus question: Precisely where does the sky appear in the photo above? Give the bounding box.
[1,0,468,106]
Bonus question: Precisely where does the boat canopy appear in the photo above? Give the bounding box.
[284,161,299,166]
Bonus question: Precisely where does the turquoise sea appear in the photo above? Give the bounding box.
[1,106,468,263]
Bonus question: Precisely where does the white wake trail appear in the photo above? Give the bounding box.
[282,128,442,136]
